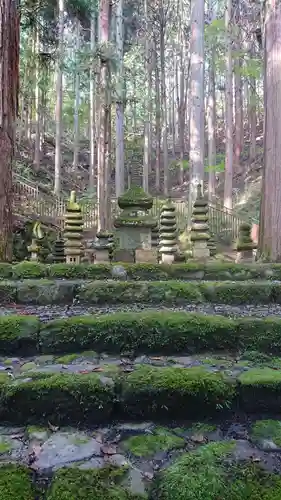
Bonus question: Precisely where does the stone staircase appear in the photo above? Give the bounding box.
[0,260,279,497]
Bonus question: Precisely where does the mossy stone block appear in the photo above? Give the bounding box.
[0,315,39,355]
[16,280,77,305]
[120,366,235,419]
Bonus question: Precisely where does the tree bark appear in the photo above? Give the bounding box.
[259,0,281,260]
[54,0,64,195]
[224,0,233,209]
[0,0,19,261]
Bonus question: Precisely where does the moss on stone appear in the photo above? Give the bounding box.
[122,427,185,457]
[56,353,80,364]
[46,466,145,500]
[121,365,235,419]
[0,464,35,500]
[0,437,12,454]
[251,420,281,446]
[152,441,281,500]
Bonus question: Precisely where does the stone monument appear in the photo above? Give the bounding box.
[159,202,177,264]
[114,187,157,262]
[236,222,256,263]
[190,184,210,259]
[64,191,83,264]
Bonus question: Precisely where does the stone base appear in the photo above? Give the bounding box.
[192,241,210,259]
[114,249,135,263]
[135,249,158,264]
[94,249,110,264]
[235,250,254,264]
[160,253,175,264]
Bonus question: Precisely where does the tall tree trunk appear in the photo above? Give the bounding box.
[0,0,19,260]
[188,0,205,218]
[159,5,169,196]
[34,22,41,172]
[54,0,64,195]
[89,13,96,191]
[115,0,125,197]
[224,0,233,209]
[233,5,243,172]
[259,0,281,260]
[154,47,161,192]
[97,0,110,231]
[207,46,216,201]
[73,18,80,172]
[143,0,150,193]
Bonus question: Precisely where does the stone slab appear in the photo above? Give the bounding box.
[135,249,158,264]
[114,249,135,263]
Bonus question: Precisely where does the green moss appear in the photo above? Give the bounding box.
[239,368,281,412]
[47,467,145,500]
[1,262,280,281]
[27,425,48,435]
[0,464,35,500]
[0,437,12,454]
[0,315,39,355]
[0,372,114,425]
[152,441,281,500]
[122,427,185,457]
[189,422,217,434]
[56,353,80,364]
[121,366,235,419]
[251,420,281,446]
[70,435,91,445]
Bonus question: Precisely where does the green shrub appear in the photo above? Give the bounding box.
[0,315,39,354]
[151,441,281,500]
[47,263,111,279]
[47,467,145,500]
[119,366,235,419]
[0,464,35,500]
[0,372,114,425]
[39,312,237,354]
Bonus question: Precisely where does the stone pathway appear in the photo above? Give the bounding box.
[1,349,280,380]
[2,302,281,320]
[1,418,281,493]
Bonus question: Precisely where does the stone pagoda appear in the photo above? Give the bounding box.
[93,231,114,264]
[159,202,177,264]
[52,235,65,263]
[236,222,256,263]
[64,191,83,264]
[114,187,157,262]
[190,184,210,259]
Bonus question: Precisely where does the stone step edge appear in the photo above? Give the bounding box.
[1,261,280,281]
[1,310,281,357]
[0,365,278,425]
[2,279,281,306]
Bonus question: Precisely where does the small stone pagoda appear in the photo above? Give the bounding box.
[93,231,114,263]
[64,191,83,264]
[27,221,43,262]
[151,223,159,248]
[159,202,177,264]
[114,187,156,254]
[52,235,65,263]
[190,184,210,259]
[236,222,256,263]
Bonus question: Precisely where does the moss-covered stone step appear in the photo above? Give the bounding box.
[3,279,281,305]
[5,311,281,356]
[0,364,280,423]
[3,420,281,499]
[2,261,281,281]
